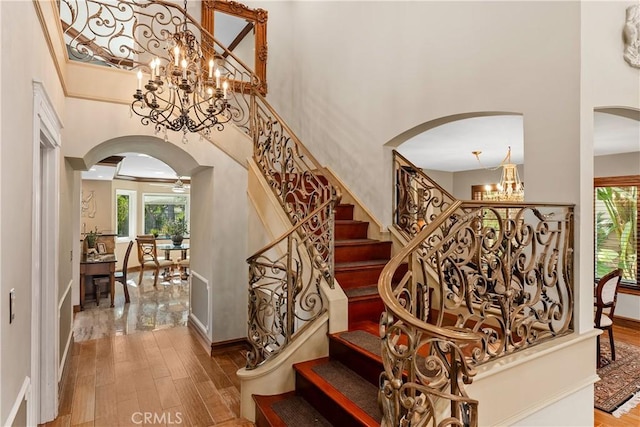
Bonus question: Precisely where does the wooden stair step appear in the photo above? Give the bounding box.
[335,261,408,289]
[294,358,381,427]
[348,297,385,328]
[253,392,333,427]
[335,259,388,288]
[335,204,355,221]
[335,220,369,240]
[334,239,392,263]
[344,284,379,299]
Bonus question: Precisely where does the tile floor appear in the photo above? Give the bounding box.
[74,271,190,342]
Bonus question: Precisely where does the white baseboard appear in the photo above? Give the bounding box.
[4,376,30,427]
[59,329,73,382]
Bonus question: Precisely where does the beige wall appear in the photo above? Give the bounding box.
[81,180,112,234]
[1,0,65,423]
[594,152,640,177]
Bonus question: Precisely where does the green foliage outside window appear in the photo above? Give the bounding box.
[143,194,188,236]
[116,194,130,237]
[595,186,637,283]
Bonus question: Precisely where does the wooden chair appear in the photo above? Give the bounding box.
[114,240,134,304]
[594,268,623,368]
[177,257,190,280]
[136,235,174,287]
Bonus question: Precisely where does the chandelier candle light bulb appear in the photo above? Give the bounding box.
[130,0,233,136]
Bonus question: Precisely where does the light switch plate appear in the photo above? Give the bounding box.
[9,288,15,323]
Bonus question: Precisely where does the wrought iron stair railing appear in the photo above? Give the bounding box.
[380,150,575,425]
[60,0,341,369]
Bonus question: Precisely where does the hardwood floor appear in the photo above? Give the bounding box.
[43,327,253,426]
[594,323,640,427]
[43,307,640,426]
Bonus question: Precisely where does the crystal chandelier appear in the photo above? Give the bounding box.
[131,0,230,142]
[473,146,524,202]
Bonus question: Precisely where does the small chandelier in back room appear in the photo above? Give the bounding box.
[131,0,231,143]
[473,146,524,202]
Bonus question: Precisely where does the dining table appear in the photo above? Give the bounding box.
[156,243,189,261]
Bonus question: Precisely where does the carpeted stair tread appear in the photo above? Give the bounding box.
[344,285,379,299]
[336,330,382,358]
[270,395,334,426]
[310,360,382,423]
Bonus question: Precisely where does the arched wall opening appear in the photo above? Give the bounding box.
[62,133,249,344]
[592,105,640,323]
[381,111,524,219]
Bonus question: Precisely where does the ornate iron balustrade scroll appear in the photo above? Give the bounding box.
[393,150,457,239]
[246,200,335,369]
[384,164,575,424]
[251,92,340,284]
[379,202,482,427]
[59,0,257,132]
[431,202,575,364]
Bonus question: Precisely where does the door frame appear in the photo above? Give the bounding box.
[31,81,62,425]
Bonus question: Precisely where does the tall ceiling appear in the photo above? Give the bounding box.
[83,111,639,180]
[397,111,640,172]
[82,152,185,181]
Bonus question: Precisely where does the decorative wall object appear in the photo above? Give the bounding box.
[624,5,640,68]
[81,190,96,218]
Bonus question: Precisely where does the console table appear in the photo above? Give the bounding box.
[80,254,116,310]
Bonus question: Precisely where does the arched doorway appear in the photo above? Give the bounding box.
[385,111,525,201]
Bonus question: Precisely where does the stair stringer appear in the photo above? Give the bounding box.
[324,166,390,243]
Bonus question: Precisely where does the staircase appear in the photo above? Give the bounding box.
[253,322,383,426]
[252,204,401,426]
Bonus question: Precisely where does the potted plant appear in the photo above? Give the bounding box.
[165,218,188,246]
[85,227,99,250]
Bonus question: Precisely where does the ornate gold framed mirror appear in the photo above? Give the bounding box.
[202,0,268,95]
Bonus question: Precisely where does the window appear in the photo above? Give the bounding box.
[594,176,639,288]
[115,189,136,240]
[142,193,189,236]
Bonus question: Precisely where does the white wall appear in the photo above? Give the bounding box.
[581,1,640,333]
[264,1,581,223]
[1,1,65,424]
[422,169,454,196]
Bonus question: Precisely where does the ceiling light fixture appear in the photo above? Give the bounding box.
[473,146,524,202]
[172,178,187,193]
[131,0,231,143]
